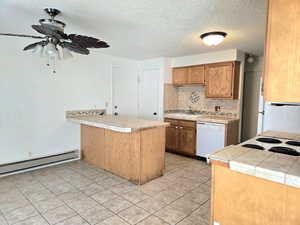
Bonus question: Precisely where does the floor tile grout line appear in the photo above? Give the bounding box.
[1,155,210,225]
[13,183,51,225]
[11,172,88,225]
[0,209,9,225]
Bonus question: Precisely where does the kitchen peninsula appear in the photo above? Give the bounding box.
[67,110,169,184]
[208,132,300,225]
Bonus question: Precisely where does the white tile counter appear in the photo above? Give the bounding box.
[164,113,239,124]
[209,145,300,189]
[67,115,169,133]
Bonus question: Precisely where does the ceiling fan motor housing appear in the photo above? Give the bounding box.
[39,8,66,32]
[39,19,65,32]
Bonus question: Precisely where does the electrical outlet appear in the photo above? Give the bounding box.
[214,222,221,225]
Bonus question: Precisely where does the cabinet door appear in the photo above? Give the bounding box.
[188,65,205,85]
[205,62,237,99]
[166,126,179,151]
[264,0,300,103]
[178,127,196,156]
[173,67,188,85]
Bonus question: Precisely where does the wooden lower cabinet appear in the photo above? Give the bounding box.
[166,125,180,151]
[165,118,240,157]
[179,127,196,156]
[165,119,196,156]
[211,163,300,225]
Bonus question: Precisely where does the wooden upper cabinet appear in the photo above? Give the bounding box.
[205,62,240,99]
[173,67,188,85]
[264,0,300,103]
[173,65,205,86]
[188,65,205,85]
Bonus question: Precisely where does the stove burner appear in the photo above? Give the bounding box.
[242,144,265,150]
[256,137,282,144]
[286,141,300,147]
[269,146,300,156]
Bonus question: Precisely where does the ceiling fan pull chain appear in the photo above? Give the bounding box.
[46,55,50,67]
[51,57,56,74]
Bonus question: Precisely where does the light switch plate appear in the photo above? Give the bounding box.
[214,222,220,225]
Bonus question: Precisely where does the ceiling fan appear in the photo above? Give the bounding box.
[0,8,110,73]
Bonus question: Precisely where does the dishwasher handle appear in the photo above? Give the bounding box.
[197,122,224,126]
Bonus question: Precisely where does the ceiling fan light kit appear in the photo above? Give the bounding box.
[62,47,73,60]
[0,8,110,74]
[200,31,227,46]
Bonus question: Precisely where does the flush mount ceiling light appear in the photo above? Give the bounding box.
[200,32,227,46]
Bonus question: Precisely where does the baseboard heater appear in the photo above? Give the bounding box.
[0,150,80,176]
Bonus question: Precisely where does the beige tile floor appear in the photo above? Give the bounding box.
[0,153,211,225]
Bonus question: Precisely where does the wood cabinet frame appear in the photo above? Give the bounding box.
[210,162,300,225]
[165,118,196,156]
[172,61,240,99]
[165,118,239,157]
[173,65,205,86]
[264,0,300,103]
[204,61,240,99]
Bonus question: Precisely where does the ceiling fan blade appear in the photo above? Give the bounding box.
[68,34,109,48]
[0,33,45,39]
[23,41,47,51]
[32,25,68,40]
[60,42,90,55]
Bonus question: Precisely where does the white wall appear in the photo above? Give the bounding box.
[242,56,264,141]
[0,39,138,164]
[171,49,240,68]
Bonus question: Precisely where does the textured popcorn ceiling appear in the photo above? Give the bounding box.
[0,0,267,59]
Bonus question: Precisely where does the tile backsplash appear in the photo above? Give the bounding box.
[66,109,106,118]
[164,84,240,117]
[164,84,178,111]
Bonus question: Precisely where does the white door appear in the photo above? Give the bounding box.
[112,66,138,117]
[138,68,160,120]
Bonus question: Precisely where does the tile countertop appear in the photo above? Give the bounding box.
[209,145,300,189]
[164,113,239,124]
[67,115,169,133]
[261,130,300,141]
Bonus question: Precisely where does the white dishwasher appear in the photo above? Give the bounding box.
[196,122,225,158]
